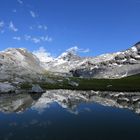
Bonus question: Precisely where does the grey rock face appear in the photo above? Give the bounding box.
[44,42,140,79]
[0,48,45,83]
[58,51,81,61]
[31,85,44,93]
[0,41,140,86]
[0,83,16,93]
[68,81,79,87]
[135,42,140,51]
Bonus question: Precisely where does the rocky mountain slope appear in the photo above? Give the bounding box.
[0,48,45,92]
[0,42,140,93]
[43,42,140,78]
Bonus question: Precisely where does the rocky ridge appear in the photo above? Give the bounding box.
[43,42,140,78]
[0,42,140,93]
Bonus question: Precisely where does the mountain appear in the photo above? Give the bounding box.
[43,47,82,74]
[0,42,140,93]
[43,42,140,78]
[0,48,45,84]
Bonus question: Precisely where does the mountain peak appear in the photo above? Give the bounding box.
[134,42,140,51]
[134,41,140,46]
[5,48,27,53]
[58,51,80,61]
[58,47,81,61]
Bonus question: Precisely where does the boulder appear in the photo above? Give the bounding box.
[31,85,44,93]
[117,97,130,106]
[0,83,16,93]
[68,81,79,87]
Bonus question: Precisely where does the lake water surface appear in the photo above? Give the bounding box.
[0,90,140,140]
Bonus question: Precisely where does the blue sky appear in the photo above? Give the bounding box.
[0,0,140,57]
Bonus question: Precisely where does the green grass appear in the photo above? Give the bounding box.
[20,74,140,92]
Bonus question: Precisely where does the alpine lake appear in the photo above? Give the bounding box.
[0,90,140,140]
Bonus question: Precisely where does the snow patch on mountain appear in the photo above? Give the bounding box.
[0,42,140,86]
[41,42,140,78]
[131,46,137,52]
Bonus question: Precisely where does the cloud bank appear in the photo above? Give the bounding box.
[67,46,90,54]
[33,47,54,63]
[33,46,90,62]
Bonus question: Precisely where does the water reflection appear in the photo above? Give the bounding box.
[0,90,140,140]
[0,90,140,115]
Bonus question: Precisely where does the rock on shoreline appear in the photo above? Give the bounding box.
[0,83,16,93]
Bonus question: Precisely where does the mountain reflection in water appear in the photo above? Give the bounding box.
[0,90,140,140]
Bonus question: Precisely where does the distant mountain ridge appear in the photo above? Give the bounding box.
[42,42,140,78]
[0,42,140,86]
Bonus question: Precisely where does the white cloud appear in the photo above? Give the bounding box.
[17,0,23,4]
[13,9,17,13]
[33,46,89,63]
[9,21,18,32]
[24,35,52,44]
[0,30,5,34]
[40,36,52,42]
[44,26,48,30]
[67,46,90,54]
[38,25,48,30]
[30,11,37,18]
[0,21,4,28]
[32,38,41,44]
[0,21,5,34]
[29,26,33,30]
[38,25,43,29]
[29,25,48,31]
[25,35,31,40]
[13,36,21,41]
[80,48,90,53]
[25,35,40,43]
[33,47,54,63]
[67,46,79,54]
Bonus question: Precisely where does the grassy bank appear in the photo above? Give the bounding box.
[20,74,140,92]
